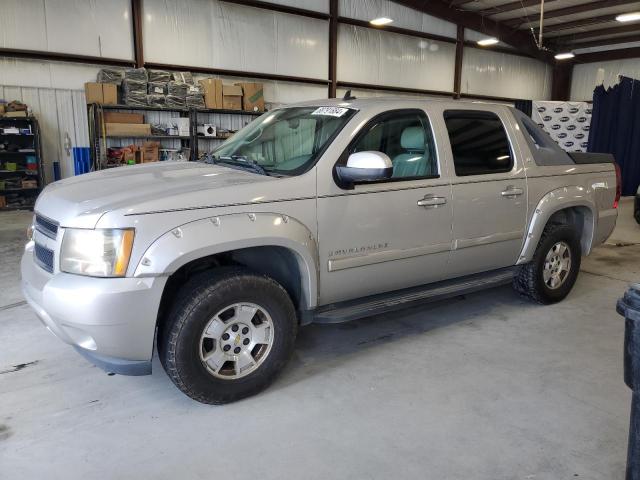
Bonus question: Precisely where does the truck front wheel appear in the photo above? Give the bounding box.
[159,268,297,404]
[513,223,581,304]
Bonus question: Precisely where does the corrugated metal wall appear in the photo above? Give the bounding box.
[0,85,89,183]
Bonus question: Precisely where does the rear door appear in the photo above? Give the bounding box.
[443,109,528,277]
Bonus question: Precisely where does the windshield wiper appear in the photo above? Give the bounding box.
[207,154,268,176]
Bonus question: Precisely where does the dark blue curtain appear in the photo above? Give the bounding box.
[588,76,640,196]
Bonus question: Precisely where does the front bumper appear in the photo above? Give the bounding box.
[21,243,167,375]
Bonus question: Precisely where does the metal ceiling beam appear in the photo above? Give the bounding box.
[504,0,640,28]
[450,0,477,5]
[537,14,619,34]
[476,0,560,16]
[558,34,640,49]
[574,46,640,63]
[550,22,640,42]
[391,0,553,62]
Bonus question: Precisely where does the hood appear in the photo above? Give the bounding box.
[35,162,279,228]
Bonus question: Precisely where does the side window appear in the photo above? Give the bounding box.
[443,110,513,176]
[349,110,438,179]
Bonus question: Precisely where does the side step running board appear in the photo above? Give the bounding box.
[311,267,516,324]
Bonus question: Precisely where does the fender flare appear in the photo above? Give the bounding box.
[133,212,319,308]
[517,186,596,264]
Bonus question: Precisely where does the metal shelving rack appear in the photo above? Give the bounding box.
[88,104,262,170]
[0,116,44,211]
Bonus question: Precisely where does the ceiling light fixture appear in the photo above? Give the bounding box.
[477,37,499,46]
[554,52,575,60]
[370,17,393,26]
[616,12,640,22]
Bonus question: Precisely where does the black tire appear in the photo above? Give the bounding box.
[159,267,297,404]
[513,223,581,304]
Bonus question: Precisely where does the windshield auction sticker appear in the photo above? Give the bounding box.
[311,107,349,117]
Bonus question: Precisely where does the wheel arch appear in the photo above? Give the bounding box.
[135,212,319,312]
[517,187,597,264]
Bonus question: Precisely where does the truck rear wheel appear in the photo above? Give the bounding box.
[159,268,297,404]
[513,223,581,304]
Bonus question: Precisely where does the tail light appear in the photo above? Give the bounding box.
[614,163,622,209]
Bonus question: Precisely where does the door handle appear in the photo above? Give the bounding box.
[501,186,524,198]
[417,195,447,207]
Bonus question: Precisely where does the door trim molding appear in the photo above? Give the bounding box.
[453,230,523,250]
[327,242,451,272]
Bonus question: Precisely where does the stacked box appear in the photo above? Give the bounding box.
[123,79,147,107]
[171,71,194,84]
[148,82,167,95]
[166,82,188,109]
[124,68,148,82]
[186,84,205,109]
[97,68,125,85]
[148,70,172,83]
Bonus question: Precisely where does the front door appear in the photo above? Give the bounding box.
[442,109,528,278]
[316,109,453,305]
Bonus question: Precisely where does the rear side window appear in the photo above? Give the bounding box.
[444,110,513,176]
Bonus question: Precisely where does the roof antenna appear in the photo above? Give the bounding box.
[342,90,356,101]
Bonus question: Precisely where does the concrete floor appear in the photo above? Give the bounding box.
[1,199,638,479]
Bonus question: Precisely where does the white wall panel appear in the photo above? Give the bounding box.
[339,0,456,38]
[571,59,640,101]
[143,0,328,79]
[337,25,455,92]
[0,58,101,90]
[0,0,133,60]
[460,47,552,99]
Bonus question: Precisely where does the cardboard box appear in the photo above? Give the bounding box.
[5,111,28,118]
[0,196,5,208]
[85,82,118,104]
[236,82,264,112]
[199,78,223,109]
[105,123,151,137]
[102,83,118,105]
[85,82,103,103]
[222,84,243,110]
[103,112,143,124]
[142,141,160,163]
[0,105,5,116]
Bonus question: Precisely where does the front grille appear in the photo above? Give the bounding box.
[34,243,54,273]
[35,214,58,239]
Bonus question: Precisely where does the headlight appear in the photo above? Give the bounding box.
[60,228,135,277]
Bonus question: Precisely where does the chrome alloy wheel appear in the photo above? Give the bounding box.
[543,241,572,290]
[199,303,274,380]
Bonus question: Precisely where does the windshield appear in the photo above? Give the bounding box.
[212,106,356,175]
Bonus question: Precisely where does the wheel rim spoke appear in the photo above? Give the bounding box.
[251,322,271,344]
[235,350,255,376]
[234,304,258,324]
[203,348,226,373]
[202,317,226,339]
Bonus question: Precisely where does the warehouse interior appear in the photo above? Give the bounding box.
[1,0,640,478]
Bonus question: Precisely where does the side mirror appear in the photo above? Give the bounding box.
[335,151,393,185]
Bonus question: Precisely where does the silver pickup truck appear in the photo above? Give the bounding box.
[21,98,619,404]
